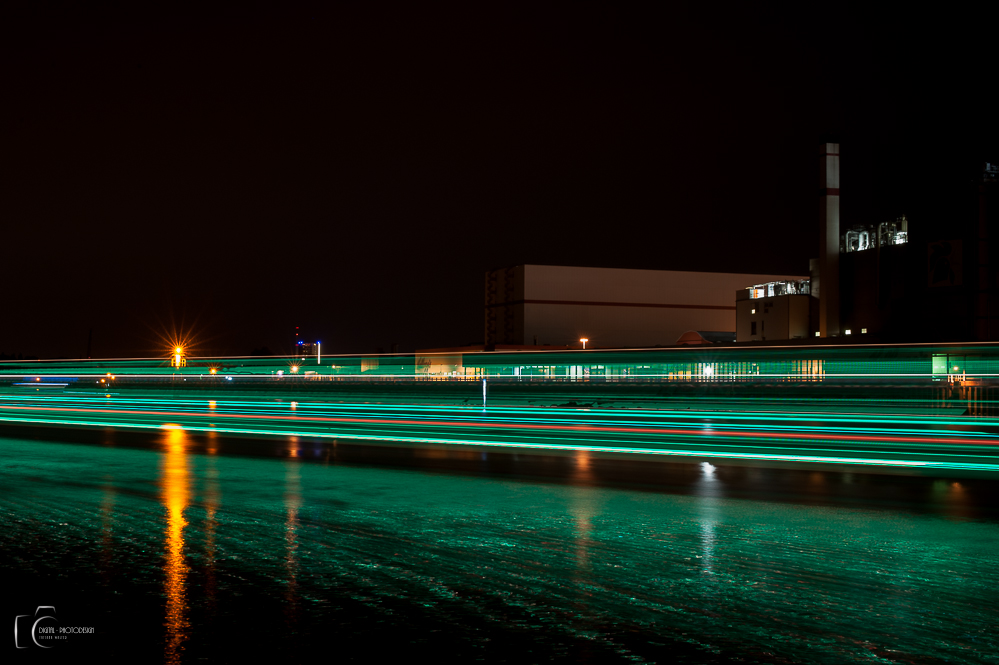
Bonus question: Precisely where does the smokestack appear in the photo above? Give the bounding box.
[978,162,998,340]
[819,142,840,337]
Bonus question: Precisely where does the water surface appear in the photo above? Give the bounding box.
[2,427,997,663]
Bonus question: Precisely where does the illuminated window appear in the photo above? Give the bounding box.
[861,328,867,334]
[815,331,820,337]
[751,308,756,314]
[845,329,852,335]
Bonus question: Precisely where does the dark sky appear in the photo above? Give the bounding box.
[3,3,997,358]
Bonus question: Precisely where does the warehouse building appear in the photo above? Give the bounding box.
[484,265,806,349]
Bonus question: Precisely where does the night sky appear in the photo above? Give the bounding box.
[4,3,997,358]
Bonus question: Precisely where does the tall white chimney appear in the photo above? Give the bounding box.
[819,142,840,337]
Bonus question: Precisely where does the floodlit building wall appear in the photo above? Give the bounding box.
[524,302,737,349]
[486,265,806,348]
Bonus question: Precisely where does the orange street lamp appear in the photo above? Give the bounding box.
[171,346,187,368]
[580,338,589,349]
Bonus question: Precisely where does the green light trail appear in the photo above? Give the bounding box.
[1,389,997,474]
[4,340,999,382]
[3,413,997,472]
[2,344,998,473]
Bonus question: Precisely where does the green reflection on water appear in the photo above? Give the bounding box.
[0,433,997,663]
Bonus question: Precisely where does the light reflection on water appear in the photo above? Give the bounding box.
[284,438,302,630]
[570,451,597,575]
[100,478,115,585]
[568,451,600,642]
[696,462,718,577]
[204,435,220,614]
[161,426,190,665]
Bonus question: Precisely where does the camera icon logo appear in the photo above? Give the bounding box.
[13,606,58,649]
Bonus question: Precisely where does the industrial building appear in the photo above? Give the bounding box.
[478,145,997,350]
[735,279,812,342]
[838,161,998,342]
[736,146,999,343]
[736,143,849,342]
[484,265,805,349]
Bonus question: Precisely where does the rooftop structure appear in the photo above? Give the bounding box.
[841,216,909,254]
[747,280,811,299]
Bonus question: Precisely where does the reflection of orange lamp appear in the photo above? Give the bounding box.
[580,338,589,350]
[162,426,190,663]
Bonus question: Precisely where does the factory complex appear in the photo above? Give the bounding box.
[471,146,998,350]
